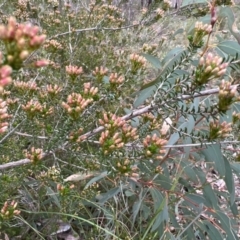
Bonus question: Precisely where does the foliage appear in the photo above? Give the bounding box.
[0,0,240,239]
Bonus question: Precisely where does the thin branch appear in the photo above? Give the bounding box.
[49,23,140,39]
[0,158,31,170]
[14,131,48,139]
[0,84,239,171]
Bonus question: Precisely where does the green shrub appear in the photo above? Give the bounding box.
[0,0,240,239]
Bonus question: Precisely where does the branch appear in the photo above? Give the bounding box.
[49,23,140,39]
[0,84,238,170]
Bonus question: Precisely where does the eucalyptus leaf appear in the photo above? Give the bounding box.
[213,211,238,239]
[202,184,219,210]
[96,187,121,205]
[223,156,235,205]
[199,221,224,239]
[84,171,108,190]
[201,144,225,177]
[142,53,161,69]
[132,188,143,225]
[218,7,240,44]
[150,188,163,212]
[216,40,240,57]
[151,200,168,232]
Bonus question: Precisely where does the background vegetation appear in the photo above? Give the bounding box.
[0,0,240,239]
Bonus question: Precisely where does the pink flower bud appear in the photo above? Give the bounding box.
[0,77,12,86]
[0,65,12,78]
[217,69,226,76]
[0,26,7,40]
[34,59,49,67]
[0,125,8,133]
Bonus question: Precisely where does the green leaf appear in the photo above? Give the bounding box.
[161,47,184,66]
[182,0,207,7]
[231,162,240,175]
[172,28,184,39]
[150,188,164,212]
[167,132,179,145]
[216,40,240,57]
[132,188,143,225]
[151,200,168,232]
[218,7,240,44]
[181,162,198,183]
[230,202,238,216]
[183,137,192,161]
[141,203,151,221]
[84,171,108,190]
[194,166,206,184]
[142,53,161,69]
[199,220,224,239]
[46,186,61,209]
[96,187,121,205]
[213,211,238,239]
[223,156,235,205]
[202,184,219,210]
[185,193,209,207]
[133,85,156,108]
[124,108,139,127]
[139,48,186,92]
[201,144,225,177]
[178,177,195,192]
[154,174,172,190]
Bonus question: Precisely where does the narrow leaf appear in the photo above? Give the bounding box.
[223,156,235,205]
[142,53,161,69]
[201,144,225,177]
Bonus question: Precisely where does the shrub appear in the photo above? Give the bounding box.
[0,0,240,239]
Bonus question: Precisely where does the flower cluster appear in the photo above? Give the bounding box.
[92,66,108,83]
[44,39,63,52]
[98,113,138,155]
[209,120,232,140]
[83,82,98,97]
[24,147,44,163]
[0,17,46,70]
[130,53,147,74]
[155,8,165,19]
[233,111,240,124]
[1,200,21,219]
[57,183,74,196]
[162,0,172,10]
[38,166,60,181]
[0,99,11,134]
[14,80,39,94]
[143,134,167,159]
[22,100,53,118]
[69,128,84,142]
[66,65,83,81]
[109,73,124,88]
[218,80,237,113]
[195,53,228,86]
[190,21,212,47]
[142,43,158,54]
[115,158,139,177]
[62,83,98,119]
[43,84,62,97]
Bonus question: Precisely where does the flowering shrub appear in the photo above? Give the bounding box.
[0,0,240,239]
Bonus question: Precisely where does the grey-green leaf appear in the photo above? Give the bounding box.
[142,53,161,69]
[201,144,225,177]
